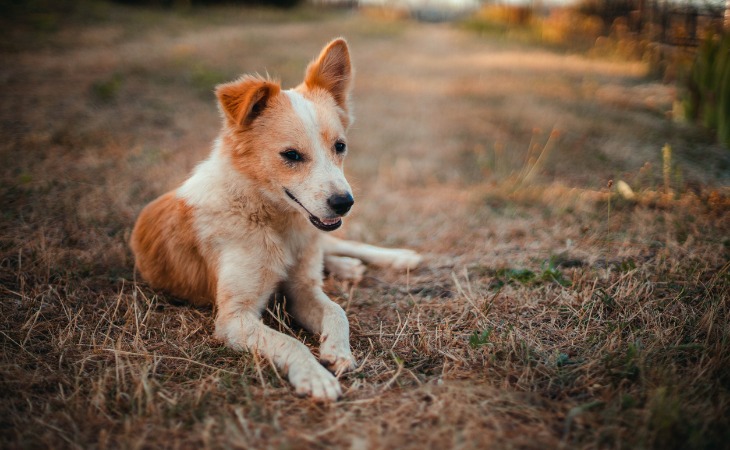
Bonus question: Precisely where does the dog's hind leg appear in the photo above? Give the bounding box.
[321,235,422,270]
[324,255,366,283]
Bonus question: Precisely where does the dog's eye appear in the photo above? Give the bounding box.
[281,149,303,162]
[334,141,346,154]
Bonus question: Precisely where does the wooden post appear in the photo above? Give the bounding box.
[635,0,644,34]
[660,0,668,43]
[687,5,697,46]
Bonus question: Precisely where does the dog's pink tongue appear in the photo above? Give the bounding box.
[321,217,340,226]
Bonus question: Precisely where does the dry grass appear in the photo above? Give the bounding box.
[1,2,729,449]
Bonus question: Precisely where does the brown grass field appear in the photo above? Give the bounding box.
[1,2,729,449]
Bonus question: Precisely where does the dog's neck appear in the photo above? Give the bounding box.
[178,140,297,224]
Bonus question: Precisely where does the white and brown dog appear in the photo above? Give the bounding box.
[130,38,421,401]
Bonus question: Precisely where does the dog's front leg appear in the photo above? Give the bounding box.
[213,251,341,400]
[284,246,356,376]
[215,309,341,400]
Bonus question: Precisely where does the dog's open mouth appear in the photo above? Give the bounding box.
[284,189,342,232]
[309,215,342,231]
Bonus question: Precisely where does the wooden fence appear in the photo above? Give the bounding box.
[635,0,726,47]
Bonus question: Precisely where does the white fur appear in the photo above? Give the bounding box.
[283,90,352,222]
[177,140,354,400]
[286,90,321,145]
[177,142,232,208]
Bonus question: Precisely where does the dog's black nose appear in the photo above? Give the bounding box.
[328,193,354,215]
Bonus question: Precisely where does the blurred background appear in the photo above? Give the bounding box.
[1,0,728,246]
[1,0,729,313]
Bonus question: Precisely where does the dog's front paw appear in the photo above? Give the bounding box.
[319,339,357,376]
[288,359,342,401]
[320,351,357,376]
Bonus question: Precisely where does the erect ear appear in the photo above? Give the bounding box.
[215,76,281,128]
[304,38,353,120]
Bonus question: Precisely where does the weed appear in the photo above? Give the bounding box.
[491,258,571,288]
[540,257,571,286]
[495,267,536,285]
[469,327,493,349]
[91,73,124,103]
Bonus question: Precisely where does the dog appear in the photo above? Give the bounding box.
[130,38,421,401]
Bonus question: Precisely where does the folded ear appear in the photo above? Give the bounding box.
[304,38,353,122]
[215,76,281,128]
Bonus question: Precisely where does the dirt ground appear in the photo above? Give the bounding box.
[1,3,729,449]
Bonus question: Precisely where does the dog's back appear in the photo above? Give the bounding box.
[131,192,216,305]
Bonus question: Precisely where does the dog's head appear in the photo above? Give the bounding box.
[215,38,354,232]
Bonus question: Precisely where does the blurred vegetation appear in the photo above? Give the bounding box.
[462,0,729,149]
[575,0,635,23]
[112,0,303,8]
[0,0,302,21]
[683,32,730,148]
[460,2,636,54]
[0,0,115,52]
[0,0,107,29]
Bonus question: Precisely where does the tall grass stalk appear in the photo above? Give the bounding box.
[662,143,672,194]
[607,179,613,237]
[515,128,559,189]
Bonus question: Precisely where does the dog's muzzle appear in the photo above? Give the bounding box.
[284,189,351,232]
